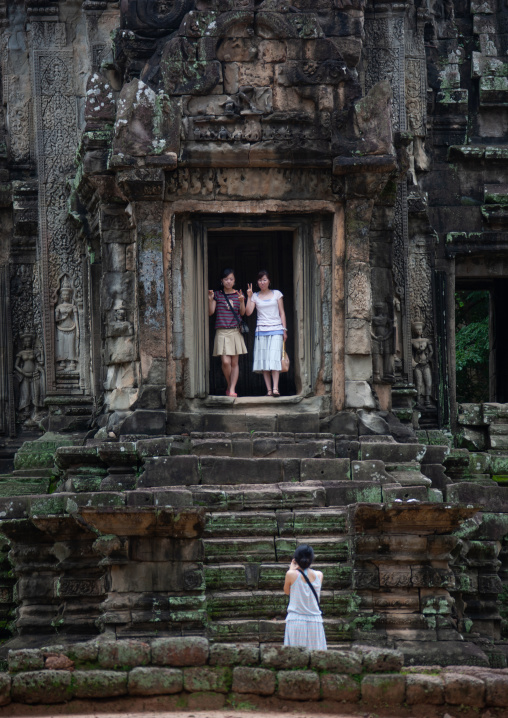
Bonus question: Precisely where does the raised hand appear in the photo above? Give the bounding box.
[238,289,245,302]
[208,289,214,300]
[246,283,253,298]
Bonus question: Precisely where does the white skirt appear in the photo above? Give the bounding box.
[253,334,283,372]
[284,616,327,651]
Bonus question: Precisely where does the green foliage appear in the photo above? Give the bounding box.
[455,290,490,403]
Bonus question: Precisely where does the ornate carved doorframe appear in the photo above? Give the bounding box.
[168,209,340,411]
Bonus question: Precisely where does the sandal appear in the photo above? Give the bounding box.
[229,391,237,397]
[273,389,280,397]
[266,390,273,396]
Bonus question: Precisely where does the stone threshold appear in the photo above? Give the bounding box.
[190,394,327,416]
[204,395,303,407]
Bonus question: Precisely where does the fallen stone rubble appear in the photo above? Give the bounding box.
[2,638,508,710]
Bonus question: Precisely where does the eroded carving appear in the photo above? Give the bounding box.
[14,332,45,426]
[371,302,395,384]
[412,320,433,407]
[55,276,79,373]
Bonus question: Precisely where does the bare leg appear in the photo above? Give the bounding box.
[221,355,232,392]
[262,370,272,394]
[272,370,280,394]
[229,355,240,395]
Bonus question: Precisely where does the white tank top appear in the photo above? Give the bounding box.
[287,570,322,618]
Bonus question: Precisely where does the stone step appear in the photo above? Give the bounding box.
[203,536,350,564]
[138,455,353,488]
[207,617,352,643]
[388,470,432,487]
[359,443,426,463]
[204,562,352,591]
[167,411,321,435]
[382,484,431,503]
[204,508,349,537]
[206,588,354,619]
[384,461,421,473]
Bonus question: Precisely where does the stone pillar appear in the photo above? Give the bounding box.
[344,198,376,410]
[349,503,478,647]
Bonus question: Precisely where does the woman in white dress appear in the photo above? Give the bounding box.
[283,544,327,650]
[245,269,287,396]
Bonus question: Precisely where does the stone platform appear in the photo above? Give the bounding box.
[0,639,508,713]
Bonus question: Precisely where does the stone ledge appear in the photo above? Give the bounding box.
[3,655,508,709]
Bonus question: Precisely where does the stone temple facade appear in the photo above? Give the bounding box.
[0,0,507,668]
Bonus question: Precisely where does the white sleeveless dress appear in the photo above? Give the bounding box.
[284,569,327,650]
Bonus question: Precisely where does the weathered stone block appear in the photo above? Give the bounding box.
[354,646,404,672]
[310,649,361,673]
[151,637,209,666]
[345,381,375,409]
[277,670,320,700]
[66,641,99,664]
[443,673,485,706]
[260,644,309,669]
[128,667,183,695]
[0,673,10,706]
[232,666,276,695]
[183,666,231,693]
[200,457,283,484]
[138,456,199,487]
[405,674,444,705]
[209,643,260,666]
[45,654,74,671]
[325,480,382,505]
[98,640,150,669]
[320,673,360,702]
[484,674,508,707]
[8,648,44,673]
[301,458,350,481]
[351,460,392,482]
[11,670,72,704]
[361,674,405,704]
[72,670,128,699]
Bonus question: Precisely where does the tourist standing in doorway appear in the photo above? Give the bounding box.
[283,544,327,650]
[208,268,247,397]
[245,269,287,396]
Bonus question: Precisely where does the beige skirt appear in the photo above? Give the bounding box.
[213,328,248,357]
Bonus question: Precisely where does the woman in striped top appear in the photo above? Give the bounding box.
[208,268,247,397]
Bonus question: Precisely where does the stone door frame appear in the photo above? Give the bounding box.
[166,202,344,412]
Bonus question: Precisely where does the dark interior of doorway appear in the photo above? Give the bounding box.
[455,279,508,403]
[208,230,296,397]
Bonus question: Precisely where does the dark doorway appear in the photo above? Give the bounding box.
[455,279,508,404]
[208,230,296,397]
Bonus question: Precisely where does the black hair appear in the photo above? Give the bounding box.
[294,544,314,570]
[257,269,270,282]
[219,268,236,290]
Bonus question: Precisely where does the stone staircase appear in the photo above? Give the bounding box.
[4,420,508,665]
[45,429,448,645]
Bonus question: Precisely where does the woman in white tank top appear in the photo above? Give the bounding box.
[283,544,327,651]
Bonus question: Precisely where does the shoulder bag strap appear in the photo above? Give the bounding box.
[297,569,322,613]
[223,290,243,326]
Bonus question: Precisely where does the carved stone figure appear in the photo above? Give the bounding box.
[371,302,395,383]
[412,321,433,407]
[55,276,79,372]
[106,303,135,365]
[14,332,45,424]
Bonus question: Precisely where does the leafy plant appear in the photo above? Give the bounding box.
[455,290,489,403]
